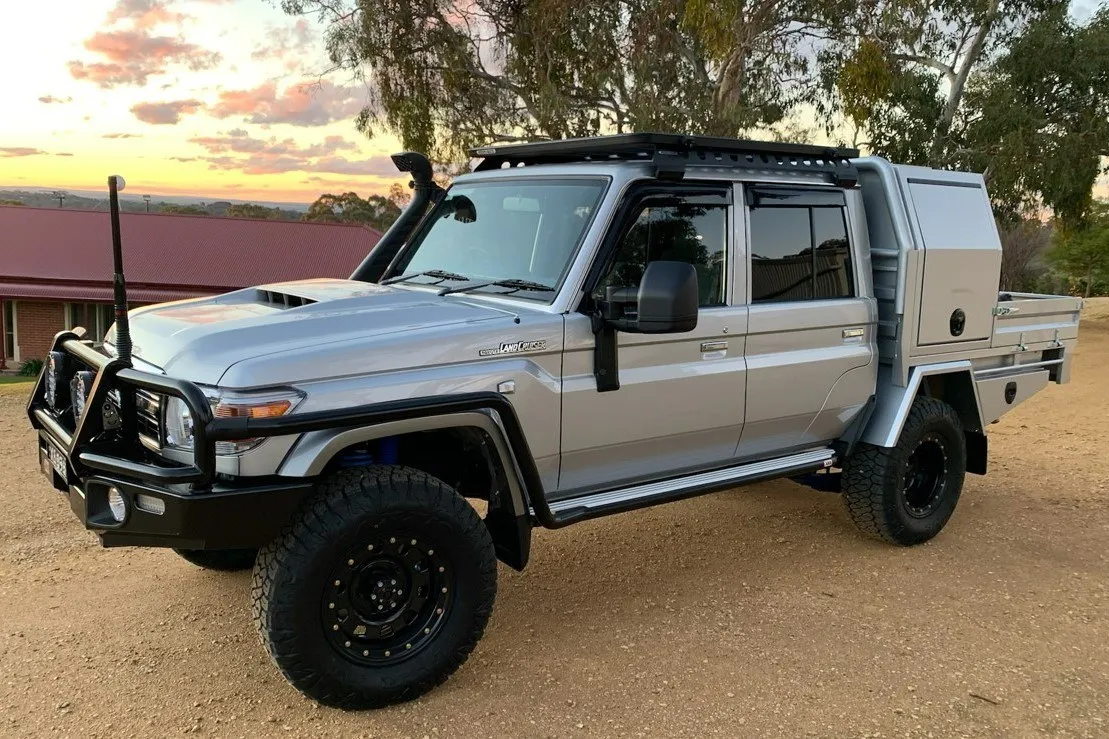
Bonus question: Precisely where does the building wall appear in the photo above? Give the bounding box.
[14,301,65,363]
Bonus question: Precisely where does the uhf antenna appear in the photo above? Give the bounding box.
[108,175,132,364]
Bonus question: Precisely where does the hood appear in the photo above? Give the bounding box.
[115,278,515,384]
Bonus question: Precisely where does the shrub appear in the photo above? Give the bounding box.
[18,358,43,377]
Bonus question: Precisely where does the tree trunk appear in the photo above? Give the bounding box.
[929,0,1001,165]
[1086,267,1093,298]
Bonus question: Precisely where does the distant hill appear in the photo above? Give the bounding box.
[0,189,307,219]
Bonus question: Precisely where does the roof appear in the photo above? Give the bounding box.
[0,205,382,303]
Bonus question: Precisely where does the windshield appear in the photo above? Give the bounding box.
[392,178,608,300]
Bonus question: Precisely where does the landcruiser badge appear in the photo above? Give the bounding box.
[479,340,546,357]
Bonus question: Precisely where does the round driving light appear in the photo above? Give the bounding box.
[70,370,94,420]
[46,351,67,409]
[107,487,127,523]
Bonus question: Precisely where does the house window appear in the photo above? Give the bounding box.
[2,301,15,362]
[65,303,113,344]
[749,197,854,303]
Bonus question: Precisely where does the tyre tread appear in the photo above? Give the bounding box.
[251,465,496,709]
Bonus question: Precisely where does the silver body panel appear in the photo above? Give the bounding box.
[102,155,1078,510]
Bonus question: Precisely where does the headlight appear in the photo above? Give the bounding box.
[164,387,304,456]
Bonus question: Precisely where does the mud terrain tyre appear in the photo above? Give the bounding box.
[251,466,497,709]
[843,396,966,545]
[174,548,258,571]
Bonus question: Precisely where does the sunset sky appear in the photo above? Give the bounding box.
[0,0,404,204]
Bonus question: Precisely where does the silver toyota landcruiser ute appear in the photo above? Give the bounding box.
[28,134,1082,708]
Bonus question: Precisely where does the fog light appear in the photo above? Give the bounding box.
[134,493,165,516]
[107,487,127,522]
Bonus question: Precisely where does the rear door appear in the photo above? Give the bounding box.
[737,185,876,458]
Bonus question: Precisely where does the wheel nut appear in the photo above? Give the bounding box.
[405,643,411,650]
[391,579,396,585]
[410,539,417,545]
[344,641,351,647]
[441,587,447,593]
[438,566,445,573]
[424,628,430,634]
[332,624,339,631]
[329,602,335,609]
[334,580,341,586]
[367,544,374,551]
[363,650,369,657]
[389,537,396,543]
[347,559,354,566]
[428,549,434,555]
[384,650,391,657]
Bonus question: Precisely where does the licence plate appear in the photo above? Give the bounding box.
[44,441,68,480]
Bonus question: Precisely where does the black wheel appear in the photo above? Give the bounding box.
[842,396,966,545]
[174,547,258,571]
[251,466,497,709]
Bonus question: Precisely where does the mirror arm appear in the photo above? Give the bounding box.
[590,310,621,393]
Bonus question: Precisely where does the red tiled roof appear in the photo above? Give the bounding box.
[0,205,382,301]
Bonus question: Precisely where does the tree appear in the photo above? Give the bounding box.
[1049,203,1109,298]
[818,0,1051,162]
[281,0,848,159]
[226,203,286,219]
[961,5,1109,228]
[998,219,1050,292]
[160,204,209,216]
[303,192,401,231]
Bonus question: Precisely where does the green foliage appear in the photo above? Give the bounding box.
[282,0,850,159]
[962,5,1109,229]
[0,199,24,206]
[160,204,209,216]
[18,358,43,377]
[302,192,401,231]
[225,203,287,220]
[1049,203,1109,298]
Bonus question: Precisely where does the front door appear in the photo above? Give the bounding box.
[557,184,748,497]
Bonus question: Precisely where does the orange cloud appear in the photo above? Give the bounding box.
[69,29,220,88]
[209,80,365,127]
[187,131,388,176]
[0,148,45,157]
[106,0,185,29]
[252,18,314,71]
[130,99,204,124]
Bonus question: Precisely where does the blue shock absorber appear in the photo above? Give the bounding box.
[337,448,374,468]
[378,436,399,465]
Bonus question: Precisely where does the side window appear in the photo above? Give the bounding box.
[598,200,728,308]
[750,199,854,303]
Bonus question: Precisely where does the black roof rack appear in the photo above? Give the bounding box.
[469,133,859,186]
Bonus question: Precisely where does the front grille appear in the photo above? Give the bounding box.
[135,389,162,449]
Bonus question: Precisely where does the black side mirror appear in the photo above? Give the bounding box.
[601,261,698,334]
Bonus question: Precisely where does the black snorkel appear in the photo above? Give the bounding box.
[349,151,444,283]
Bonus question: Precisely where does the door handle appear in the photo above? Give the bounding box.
[842,328,865,339]
[700,341,728,353]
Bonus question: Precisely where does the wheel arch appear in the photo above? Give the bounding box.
[279,410,535,570]
[861,361,987,474]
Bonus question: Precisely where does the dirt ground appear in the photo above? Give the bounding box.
[1,301,1107,739]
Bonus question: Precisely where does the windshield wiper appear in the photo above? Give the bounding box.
[438,278,556,296]
[382,269,471,285]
